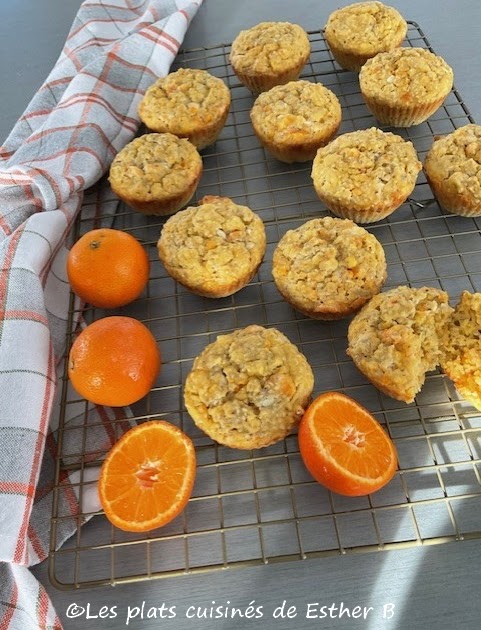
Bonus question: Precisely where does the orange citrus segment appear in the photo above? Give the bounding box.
[298,392,397,496]
[99,421,196,532]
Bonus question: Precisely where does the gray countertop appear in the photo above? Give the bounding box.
[3,0,481,628]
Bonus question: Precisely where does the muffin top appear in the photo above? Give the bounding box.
[184,325,314,449]
[138,68,230,136]
[229,22,310,75]
[348,286,453,402]
[424,124,481,203]
[250,80,341,146]
[157,196,266,295]
[311,127,421,208]
[109,133,202,201]
[325,1,407,56]
[440,291,481,410]
[272,217,386,317]
[359,47,454,106]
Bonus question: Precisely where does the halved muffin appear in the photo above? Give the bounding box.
[347,286,453,403]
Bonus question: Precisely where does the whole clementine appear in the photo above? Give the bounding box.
[68,316,161,407]
[298,392,397,496]
[67,228,149,308]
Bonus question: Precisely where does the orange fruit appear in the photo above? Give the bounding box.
[298,392,397,496]
[99,420,196,532]
[67,228,149,308]
[68,316,161,407]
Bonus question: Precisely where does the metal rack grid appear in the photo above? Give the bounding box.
[49,22,481,590]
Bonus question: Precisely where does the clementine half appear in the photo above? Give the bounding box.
[99,420,196,532]
[68,316,161,407]
[67,228,149,308]
[298,392,397,496]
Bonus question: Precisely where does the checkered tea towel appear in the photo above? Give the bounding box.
[0,1,203,628]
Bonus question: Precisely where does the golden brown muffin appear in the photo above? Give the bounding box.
[424,124,481,217]
[109,133,202,216]
[157,196,266,298]
[324,1,407,72]
[347,286,453,403]
[229,22,311,94]
[272,217,386,319]
[250,80,342,162]
[440,291,481,410]
[311,127,422,223]
[359,47,454,127]
[138,68,231,150]
[184,325,314,449]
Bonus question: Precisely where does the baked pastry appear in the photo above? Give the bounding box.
[250,80,341,162]
[311,127,422,223]
[157,196,266,298]
[424,124,481,217]
[109,133,202,216]
[440,291,481,410]
[184,325,314,449]
[359,47,454,127]
[138,68,231,150]
[324,1,407,72]
[272,217,386,319]
[229,22,310,94]
[347,286,453,403]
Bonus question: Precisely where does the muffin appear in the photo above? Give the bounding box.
[272,217,387,319]
[440,291,481,411]
[347,286,453,403]
[184,325,314,449]
[109,133,202,216]
[157,196,266,298]
[311,128,422,223]
[359,47,454,127]
[250,80,342,162]
[424,124,481,217]
[138,68,231,150]
[324,1,407,72]
[229,22,310,94]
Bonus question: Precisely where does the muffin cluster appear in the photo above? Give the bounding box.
[102,3,481,453]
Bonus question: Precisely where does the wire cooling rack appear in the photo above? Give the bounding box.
[49,22,481,590]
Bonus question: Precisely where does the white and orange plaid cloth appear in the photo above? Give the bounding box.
[0,1,202,627]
